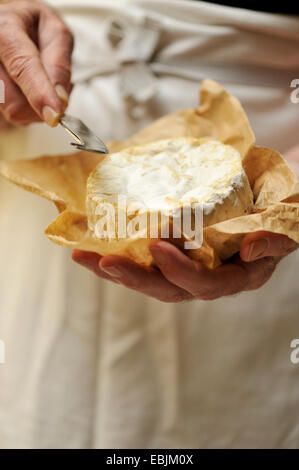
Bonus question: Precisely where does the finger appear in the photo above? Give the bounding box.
[0,17,64,126]
[0,113,13,130]
[240,231,298,262]
[150,241,280,299]
[38,7,74,105]
[149,241,249,300]
[100,255,192,303]
[284,144,299,161]
[0,62,41,125]
[72,249,118,283]
[234,255,280,291]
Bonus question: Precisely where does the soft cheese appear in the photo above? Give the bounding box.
[86,138,253,237]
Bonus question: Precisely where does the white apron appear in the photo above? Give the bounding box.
[0,0,298,449]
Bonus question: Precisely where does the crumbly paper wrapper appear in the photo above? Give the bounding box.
[0,79,298,268]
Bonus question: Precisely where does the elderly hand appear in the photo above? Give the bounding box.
[0,0,73,127]
[72,231,298,303]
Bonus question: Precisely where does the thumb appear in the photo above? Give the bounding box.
[38,8,74,107]
[240,231,298,262]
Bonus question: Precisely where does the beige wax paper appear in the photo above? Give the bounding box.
[0,79,298,268]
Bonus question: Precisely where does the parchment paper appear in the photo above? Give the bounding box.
[0,79,298,268]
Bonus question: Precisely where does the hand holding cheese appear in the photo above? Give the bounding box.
[74,137,298,302]
[73,232,298,302]
[1,79,298,301]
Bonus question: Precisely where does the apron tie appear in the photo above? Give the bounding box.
[106,16,160,118]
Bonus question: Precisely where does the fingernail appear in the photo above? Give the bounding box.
[42,106,60,127]
[55,84,69,104]
[247,239,268,261]
[150,247,167,265]
[101,265,124,278]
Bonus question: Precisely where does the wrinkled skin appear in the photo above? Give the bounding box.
[73,148,298,304]
[72,231,298,303]
[0,2,297,302]
[0,0,73,126]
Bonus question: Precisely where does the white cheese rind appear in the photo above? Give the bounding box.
[86,138,253,237]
